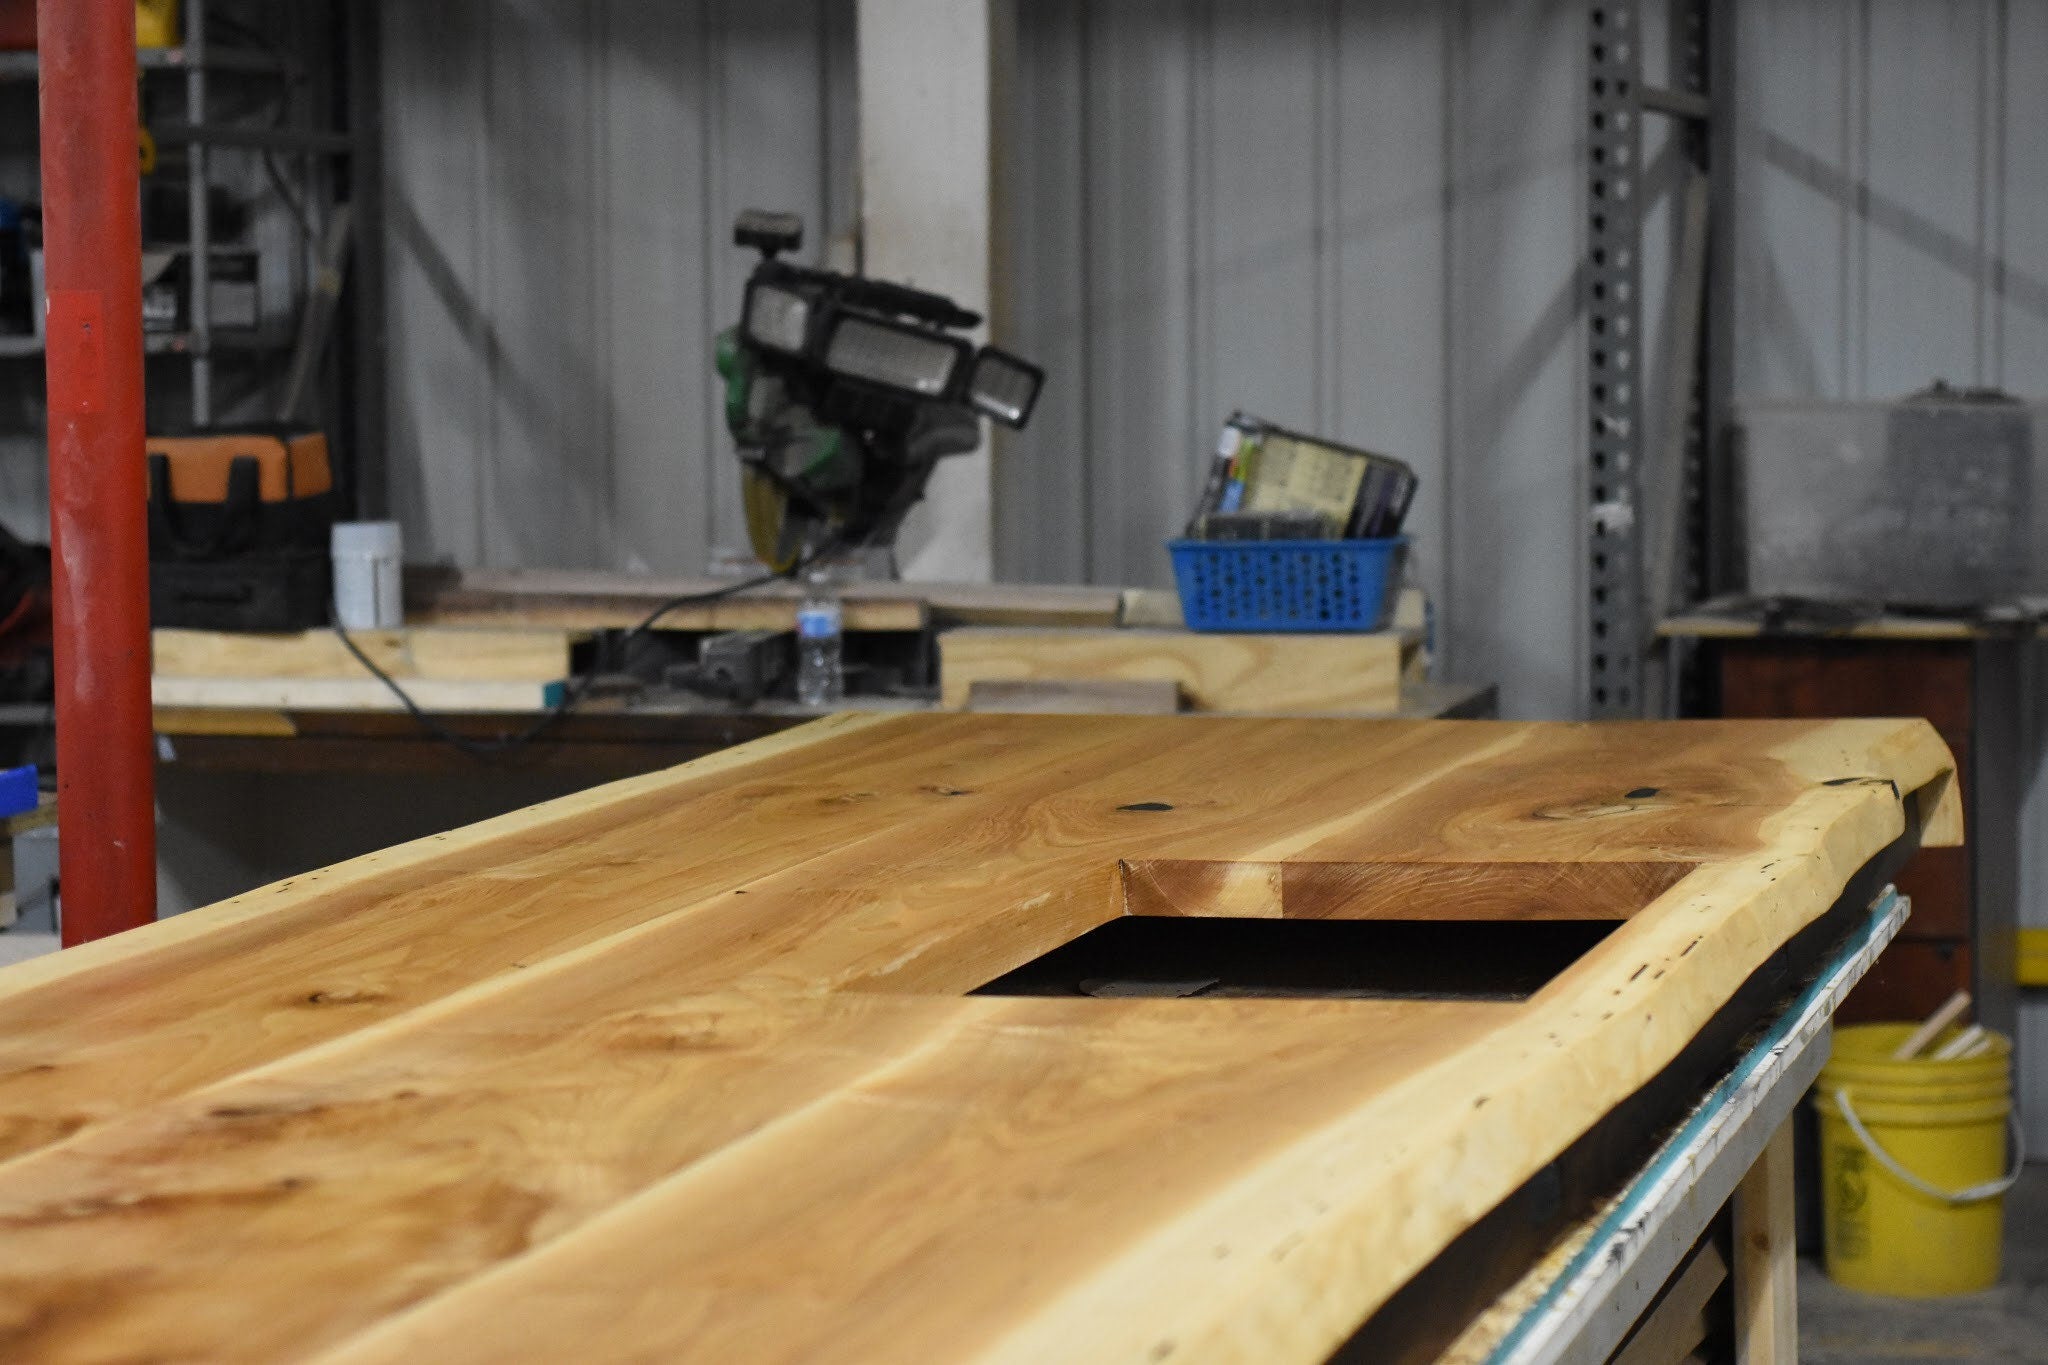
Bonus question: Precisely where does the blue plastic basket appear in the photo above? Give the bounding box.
[1168,536,1408,633]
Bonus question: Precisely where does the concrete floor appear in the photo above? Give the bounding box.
[0,928,55,967]
[1802,1162,2048,1363]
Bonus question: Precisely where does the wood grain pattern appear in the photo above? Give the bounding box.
[0,715,1956,1362]
[940,627,1414,713]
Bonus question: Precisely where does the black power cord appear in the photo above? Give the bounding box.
[331,553,832,760]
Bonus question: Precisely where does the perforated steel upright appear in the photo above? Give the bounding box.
[1585,4,1645,718]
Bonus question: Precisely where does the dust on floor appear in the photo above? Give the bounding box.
[1801,1162,2048,1363]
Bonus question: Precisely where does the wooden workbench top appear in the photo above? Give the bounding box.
[1659,593,2048,641]
[0,715,1957,1362]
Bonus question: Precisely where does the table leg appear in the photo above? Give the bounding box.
[1734,1117,1798,1363]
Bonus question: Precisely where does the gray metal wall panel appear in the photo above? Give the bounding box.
[995,0,1470,640]
[995,0,1091,584]
[381,0,493,566]
[1078,1,1198,592]
[1203,0,1326,440]
[601,2,713,573]
[482,1,612,568]
[379,0,849,573]
[1332,1,1453,618]
[1442,0,1587,717]
[1731,0,1861,398]
[1997,0,2048,1131]
[1862,1,1993,396]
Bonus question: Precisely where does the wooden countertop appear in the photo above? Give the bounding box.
[0,715,1957,1362]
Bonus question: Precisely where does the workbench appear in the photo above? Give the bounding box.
[150,683,1498,776]
[0,713,1955,1361]
[1660,596,2042,1038]
[144,571,1489,776]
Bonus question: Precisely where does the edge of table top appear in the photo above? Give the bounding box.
[0,714,1959,1364]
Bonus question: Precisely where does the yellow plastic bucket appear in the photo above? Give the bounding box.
[1813,1022,2022,1296]
[135,0,179,49]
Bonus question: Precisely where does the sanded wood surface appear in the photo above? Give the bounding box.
[940,627,1415,713]
[0,715,1956,1362]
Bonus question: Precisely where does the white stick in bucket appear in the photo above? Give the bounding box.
[1891,989,1971,1061]
[1931,1023,1988,1062]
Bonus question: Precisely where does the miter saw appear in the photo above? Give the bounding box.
[715,209,1044,573]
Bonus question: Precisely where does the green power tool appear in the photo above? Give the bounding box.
[715,209,1044,573]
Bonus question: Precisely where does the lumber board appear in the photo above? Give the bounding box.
[153,627,573,682]
[1654,594,2045,642]
[405,567,1127,634]
[1112,585,1431,635]
[919,581,1124,628]
[1733,1120,1796,1364]
[964,678,1184,714]
[416,591,929,635]
[1659,612,1983,641]
[1117,587,1186,629]
[151,705,299,737]
[0,715,1958,1363]
[940,627,1415,713]
[151,676,567,713]
[0,795,55,838]
[1612,1240,1725,1365]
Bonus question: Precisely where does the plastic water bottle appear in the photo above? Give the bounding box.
[795,574,844,706]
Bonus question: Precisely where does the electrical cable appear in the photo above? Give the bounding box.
[330,546,839,761]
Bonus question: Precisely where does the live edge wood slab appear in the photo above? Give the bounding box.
[0,716,1957,1363]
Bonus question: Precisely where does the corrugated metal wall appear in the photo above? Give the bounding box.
[380,0,1597,717]
[1732,0,2025,400]
[997,0,1591,717]
[375,0,2047,693]
[378,0,858,574]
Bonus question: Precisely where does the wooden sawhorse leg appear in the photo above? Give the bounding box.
[1733,1117,1798,1363]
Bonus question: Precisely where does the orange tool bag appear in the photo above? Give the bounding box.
[146,427,340,631]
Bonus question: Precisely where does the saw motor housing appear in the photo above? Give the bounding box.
[717,210,1044,571]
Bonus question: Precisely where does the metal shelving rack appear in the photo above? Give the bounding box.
[0,0,360,427]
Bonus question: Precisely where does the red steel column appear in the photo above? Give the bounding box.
[38,0,156,943]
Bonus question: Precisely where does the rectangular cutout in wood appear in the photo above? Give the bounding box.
[970,916,1620,1002]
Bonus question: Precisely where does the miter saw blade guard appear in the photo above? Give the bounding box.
[717,211,1044,574]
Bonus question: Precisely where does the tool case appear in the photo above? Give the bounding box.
[147,426,339,631]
